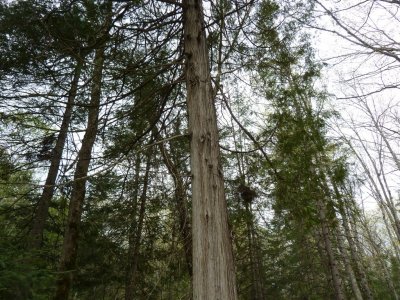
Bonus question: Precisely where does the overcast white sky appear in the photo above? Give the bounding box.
[311,0,400,211]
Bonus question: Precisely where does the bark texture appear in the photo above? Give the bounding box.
[158,139,193,276]
[54,45,106,300]
[29,61,82,249]
[183,0,238,298]
[317,199,345,300]
[335,226,363,300]
[331,180,373,300]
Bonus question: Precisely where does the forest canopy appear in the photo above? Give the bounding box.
[0,0,399,299]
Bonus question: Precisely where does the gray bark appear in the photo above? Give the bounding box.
[317,199,346,300]
[342,209,374,300]
[182,0,238,298]
[336,226,363,300]
[330,179,373,300]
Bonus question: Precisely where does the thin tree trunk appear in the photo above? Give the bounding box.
[362,218,399,300]
[376,151,400,242]
[351,130,400,241]
[343,210,374,299]
[380,203,400,262]
[317,199,345,300]
[330,179,374,300]
[246,203,257,300]
[158,138,193,276]
[54,43,106,300]
[125,153,152,300]
[335,225,363,300]
[29,61,83,249]
[365,102,400,172]
[182,0,238,298]
[245,203,265,300]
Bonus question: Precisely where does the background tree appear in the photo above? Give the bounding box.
[1,0,399,299]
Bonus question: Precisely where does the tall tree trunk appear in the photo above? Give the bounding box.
[158,137,192,276]
[330,179,374,300]
[342,208,374,299]
[316,199,345,300]
[182,0,238,298]
[335,226,363,300]
[29,61,83,249]
[54,44,106,300]
[245,203,265,300]
[125,152,152,300]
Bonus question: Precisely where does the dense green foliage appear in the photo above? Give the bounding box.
[0,0,399,299]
